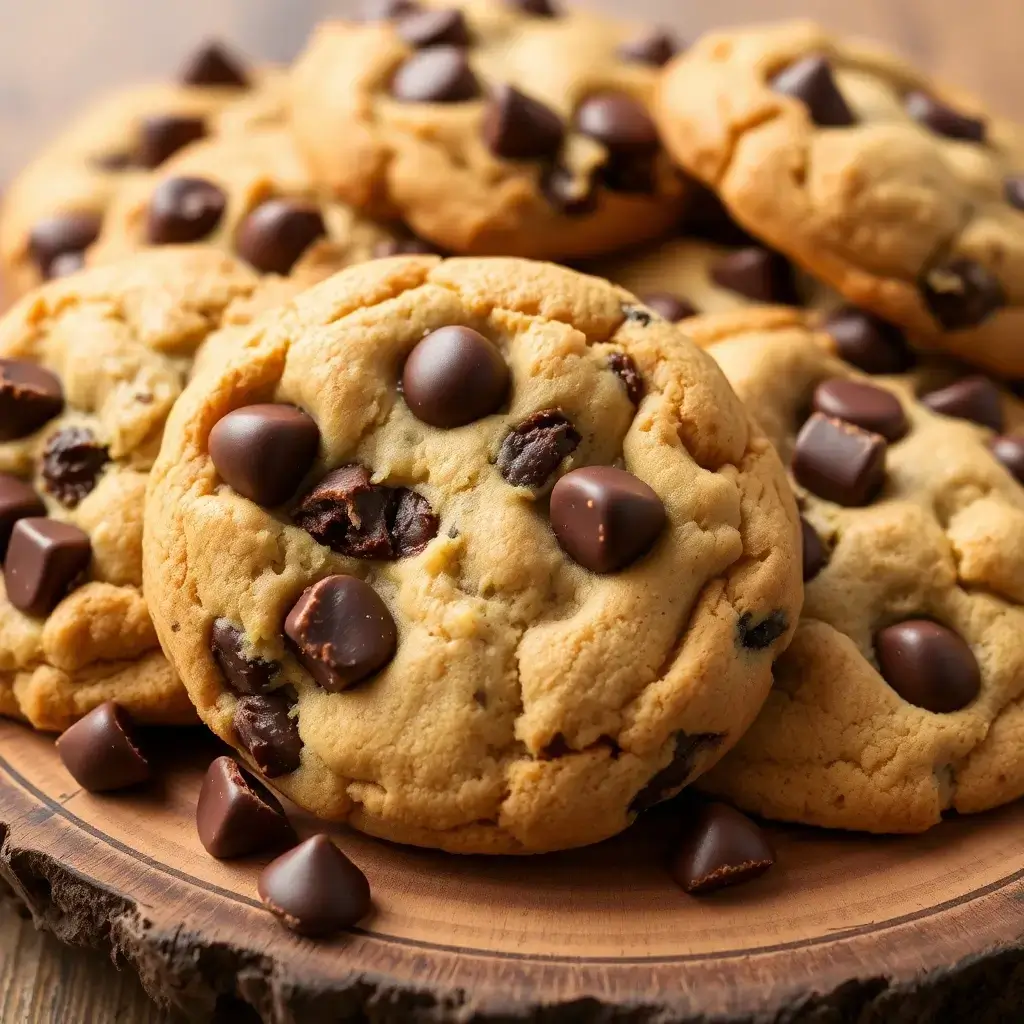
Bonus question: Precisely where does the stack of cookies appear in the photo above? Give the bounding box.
[3,0,1024,928]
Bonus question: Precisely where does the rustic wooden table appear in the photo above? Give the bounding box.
[0,0,1021,1021]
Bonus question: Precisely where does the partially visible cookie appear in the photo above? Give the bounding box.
[0,247,262,731]
[656,21,1024,376]
[691,308,1024,832]
[289,0,685,259]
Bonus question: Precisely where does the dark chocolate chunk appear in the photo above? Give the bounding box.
[875,620,980,712]
[812,378,908,441]
[41,426,109,507]
[920,376,1003,431]
[482,85,564,160]
[210,619,279,694]
[710,247,796,304]
[607,352,644,405]
[180,41,250,88]
[0,359,64,440]
[617,27,678,67]
[800,517,827,582]
[770,55,855,127]
[235,198,326,275]
[629,731,723,813]
[823,307,914,374]
[137,114,206,169]
[905,91,986,143]
[28,213,103,279]
[641,292,696,322]
[496,410,580,488]
[792,413,887,506]
[671,802,774,894]
[146,176,227,244]
[0,475,45,559]
[233,693,303,777]
[737,610,789,650]
[391,46,480,103]
[56,702,150,792]
[4,517,91,617]
[921,258,1005,331]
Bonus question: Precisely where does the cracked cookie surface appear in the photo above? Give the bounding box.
[693,308,1024,832]
[143,255,801,854]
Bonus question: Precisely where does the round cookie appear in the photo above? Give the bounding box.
[143,255,802,854]
[656,21,1024,377]
[0,246,264,731]
[289,0,685,260]
[689,308,1024,832]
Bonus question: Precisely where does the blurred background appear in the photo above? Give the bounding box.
[0,0,1018,181]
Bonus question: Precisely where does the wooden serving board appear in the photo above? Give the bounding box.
[0,718,1022,1023]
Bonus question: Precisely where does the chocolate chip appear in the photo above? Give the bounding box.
[823,307,914,374]
[617,27,678,67]
[550,466,665,573]
[233,693,303,777]
[4,518,91,617]
[93,151,134,172]
[629,731,723,813]
[905,91,985,143]
[391,46,480,103]
[209,404,320,507]
[1005,176,1024,211]
[284,576,398,692]
[710,247,797,303]
[372,235,438,257]
[146,176,226,244]
[621,304,652,327]
[737,610,789,650]
[812,378,908,442]
[137,115,206,169]
[293,465,438,559]
[497,410,581,488]
[921,258,1005,331]
[55,702,150,792]
[258,834,371,937]
[196,755,296,859]
[180,41,250,88]
[40,426,109,507]
[235,199,326,275]
[607,352,644,405]
[0,360,64,441]
[402,326,509,428]
[684,186,756,247]
[0,476,45,559]
[875,620,980,712]
[801,517,826,581]
[28,213,102,280]
[770,55,855,127]
[575,92,659,154]
[671,802,774,894]
[397,8,469,47]
[920,376,1003,431]
[541,165,597,215]
[506,0,558,15]
[989,435,1024,483]
[792,413,886,506]
[640,292,696,322]
[483,85,564,161]
[210,619,279,694]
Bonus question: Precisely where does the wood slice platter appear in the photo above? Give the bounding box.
[0,718,1023,1023]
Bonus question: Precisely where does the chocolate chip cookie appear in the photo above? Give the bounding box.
[690,308,1024,832]
[289,0,685,260]
[656,21,1024,376]
[143,255,802,854]
[0,247,263,731]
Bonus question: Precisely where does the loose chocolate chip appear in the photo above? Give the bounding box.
[397,7,469,48]
[920,376,1003,431]
[0,360,64,441]
[823,307,914,374]
[541,165,597,215]
[285,576,398,691]
[629,731,723,813]
[640,292,696,322]
[196,755,296,859]
[497,410,581,488]
[875,620,980,713]
[210,619,279,694]
[617,27,678,67]
[905,91,985,143]
[137,115,206,169]
[483,84,564,161]
[710,247,797,304]
[737,610,789,650]
[921,258,1005,331]
[0,475,45,559]
[180,41,250,88]
[362,0,420,20]
[258,834,371,937]
[575,92,660,154]
[812,378,908,442]
[209,404,320,507]
[792,413,887,506]
[989,435,1024,484]
[234,693,303,777]
[1006,176,1024,211]
[801,517,827,581]
[40,426,110,507]
[607,352,644,405]
[684,186,756,247]
[293,464,438,559]
[550,466,665,573]
[235,199,327,275]
[671,802,774,894]
[146,176,227,244]
[28,213,102,280]
[4,518,91,617]
[771,55,855,127]
[506,0,558,15]
[372,235,437,257]
[402,326,509,428]
[55,702,150,792]
[391,46,480,103]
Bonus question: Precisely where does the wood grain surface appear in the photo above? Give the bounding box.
[1,1,1023,1021]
